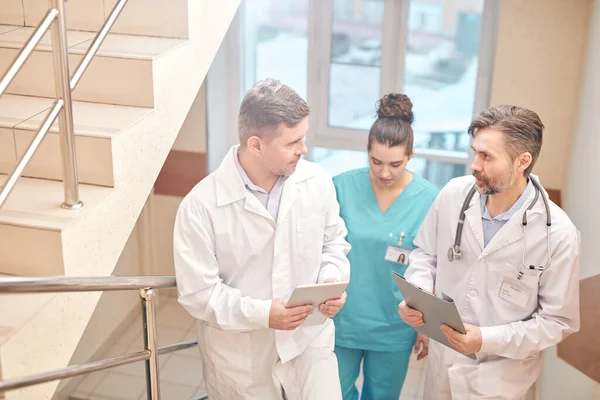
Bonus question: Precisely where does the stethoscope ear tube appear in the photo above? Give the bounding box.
[530,177,552,227]
[449,185,478,262]
[449,177,553,276]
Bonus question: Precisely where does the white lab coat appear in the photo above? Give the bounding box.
[173,147,351,399]
[406,175,580,400]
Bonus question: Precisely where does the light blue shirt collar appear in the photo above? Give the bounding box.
[233,148,269,194]
[232,147,287,220]
[480,178,534,221]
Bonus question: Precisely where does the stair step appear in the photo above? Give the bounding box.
[0,94,152,187]
[0,25,20,35]
[11,0,190,39]
[0,278,55,347]
[0,175,112,276]
[103,0,189,39]
[0,25,187,107]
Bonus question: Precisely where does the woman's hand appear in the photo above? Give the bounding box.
[414,333,429,360]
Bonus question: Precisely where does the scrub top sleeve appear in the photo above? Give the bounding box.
[404,191,442,293]
[318,176,351,283]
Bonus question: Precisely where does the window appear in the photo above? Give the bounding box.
[311,147,369,178]
[241,0,309,99]
[328,0,384,131]
[237,0,496,187]
[409,2,443,33]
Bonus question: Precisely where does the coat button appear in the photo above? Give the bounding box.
[470,289,478,297]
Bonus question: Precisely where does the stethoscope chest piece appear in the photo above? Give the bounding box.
[447,177,553,280]
[447,246,462,262]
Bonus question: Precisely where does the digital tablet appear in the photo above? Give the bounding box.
[286,281,348,326]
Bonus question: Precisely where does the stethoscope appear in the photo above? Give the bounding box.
[447,177,552,280]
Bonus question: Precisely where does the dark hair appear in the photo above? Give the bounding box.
[468,105,544,176]
[238,79,310,146]
[368,94,414,153]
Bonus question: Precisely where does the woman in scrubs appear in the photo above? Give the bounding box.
[333,94,439,400]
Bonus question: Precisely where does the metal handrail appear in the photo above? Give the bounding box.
[0,0,129,211]
[0,275,177,293]
[0,276,208,400]
[0,9,57,96]
[0,350,152,393]
[0,100,64,207]
[70,0,128,90]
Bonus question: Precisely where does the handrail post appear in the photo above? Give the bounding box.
[50,0,83,210]
[140,288,160,399]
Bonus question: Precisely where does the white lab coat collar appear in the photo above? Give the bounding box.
[462,174,547,259]
[215,147,247,207]
[215,147,317,211]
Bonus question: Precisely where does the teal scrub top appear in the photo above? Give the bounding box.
[333,167,439,352]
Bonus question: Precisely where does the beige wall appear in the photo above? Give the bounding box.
[173,83,208,154]
[489,0,592,191]
[150,82,208,276]
[539,0,600,397]
[150,194,183,276]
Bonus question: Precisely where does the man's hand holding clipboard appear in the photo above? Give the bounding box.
[393,272,479,360]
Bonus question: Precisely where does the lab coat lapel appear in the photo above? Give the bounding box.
[244,192,275,222]
[463,191,485,254]
[277,179,298,224]
[215,146,275,223]
[276,159,316,223]
[479,216,525,259]
[479,190,544,259]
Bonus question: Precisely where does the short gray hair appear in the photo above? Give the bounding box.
[238,79,310,146]
[468,105,544,176]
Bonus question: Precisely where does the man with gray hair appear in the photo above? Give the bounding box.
[398,105,580,399]
[174,79,350,399]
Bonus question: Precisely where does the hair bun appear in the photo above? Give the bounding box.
[376,94,414,124]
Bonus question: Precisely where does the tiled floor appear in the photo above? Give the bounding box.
[69,296,427,399]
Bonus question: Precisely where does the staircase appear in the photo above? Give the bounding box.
[0,1,240,398]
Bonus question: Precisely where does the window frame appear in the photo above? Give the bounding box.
[210,0,500,180]
[306,0,499,176]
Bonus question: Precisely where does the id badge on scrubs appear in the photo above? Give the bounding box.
[498,277,531,308]
[384,246,411,264]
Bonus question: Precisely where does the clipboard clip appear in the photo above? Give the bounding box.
[441,292,455,303]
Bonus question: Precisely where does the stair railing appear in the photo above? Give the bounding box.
[0,275,208,400]
[0,0,129,211]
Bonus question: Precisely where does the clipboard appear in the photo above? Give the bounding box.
[392,272,477,360]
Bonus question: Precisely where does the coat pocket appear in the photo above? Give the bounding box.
[197,323,253,389]
[489,263,541,313]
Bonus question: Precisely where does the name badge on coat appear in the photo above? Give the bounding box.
[498,278,531,308]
